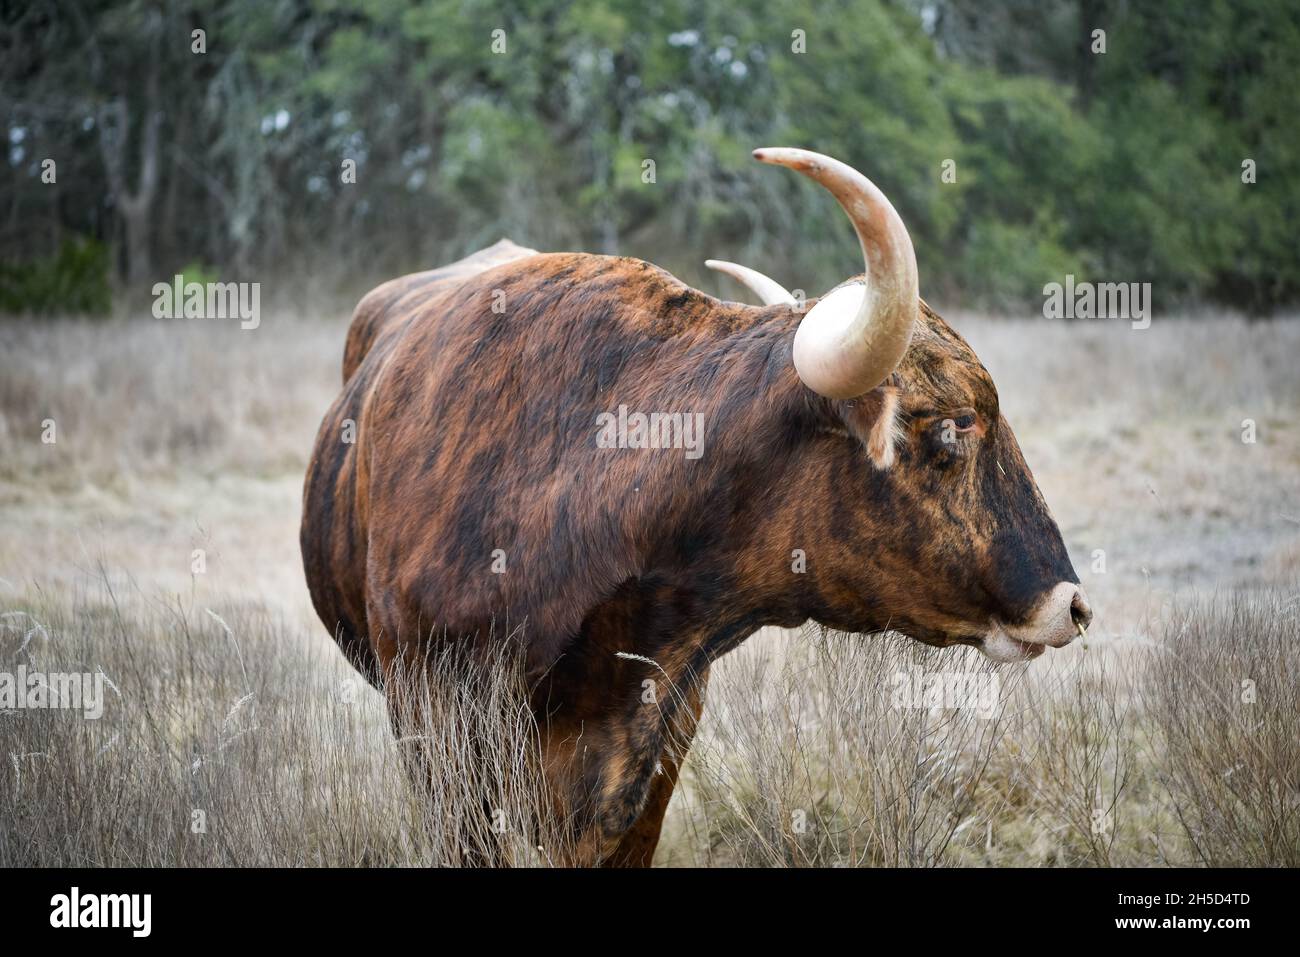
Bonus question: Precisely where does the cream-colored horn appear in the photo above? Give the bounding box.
[704,259,796,306]
[753,148,918,399]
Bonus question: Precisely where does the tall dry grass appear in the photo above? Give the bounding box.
[5,579,1294,867]
[0,580,571,867]
[662,599,1296,868]
[0,315,344,489]
[663,630,1143,867]
[1143,591,1300,866]
[668,630,1014,867]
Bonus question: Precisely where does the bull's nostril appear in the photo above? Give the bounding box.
[1070,590,1094,630]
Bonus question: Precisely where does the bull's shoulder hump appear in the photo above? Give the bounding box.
[342,239,542,382]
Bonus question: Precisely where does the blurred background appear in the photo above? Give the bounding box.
[3,0,1299,315]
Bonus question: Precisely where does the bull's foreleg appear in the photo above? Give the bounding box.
[383,674,509,867]
[554,658,709,867]
[598,669,709,867]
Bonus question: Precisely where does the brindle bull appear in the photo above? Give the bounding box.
[301,148,1092,866]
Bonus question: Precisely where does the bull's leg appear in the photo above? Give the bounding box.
[372,611,525,866]
[551,663,709,867]
[598,761,679,867]
[385,672,519,867]
[385,651,704,867]
[599,669,708,867]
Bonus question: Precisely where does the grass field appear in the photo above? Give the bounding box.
[2,307,1298,866]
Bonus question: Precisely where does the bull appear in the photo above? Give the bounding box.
[300,148,1092,866]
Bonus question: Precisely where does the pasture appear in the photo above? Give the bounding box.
[2,308,1297,866]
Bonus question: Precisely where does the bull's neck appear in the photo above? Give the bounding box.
[617,305,819,596]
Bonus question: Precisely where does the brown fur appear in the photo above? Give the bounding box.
[301,242,1079,865]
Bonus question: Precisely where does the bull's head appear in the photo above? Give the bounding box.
[710,148,1091,661]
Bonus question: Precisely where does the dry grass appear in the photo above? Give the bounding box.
[0,315,342,489]
[1143,591,1300,866]
[1,307,1298,867]
[0,582,574,866]
[665,630,1015,867]
[4,584,1295,867]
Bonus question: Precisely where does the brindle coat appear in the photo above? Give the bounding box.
[301,239,1078,865]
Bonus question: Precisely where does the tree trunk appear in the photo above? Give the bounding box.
[122,205,152,285]
[94,20,161,289]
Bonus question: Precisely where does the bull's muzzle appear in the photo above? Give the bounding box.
[979,582,1094,661]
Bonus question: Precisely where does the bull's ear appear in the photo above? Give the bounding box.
[838,383,903,470]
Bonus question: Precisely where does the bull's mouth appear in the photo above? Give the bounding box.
[990,637,1046,660]
[911,624,1058,662]
[909,582,1090,663]
[954,633,1047,662]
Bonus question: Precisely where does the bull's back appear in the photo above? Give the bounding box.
[341,239,539,382]
[302,239,538,686]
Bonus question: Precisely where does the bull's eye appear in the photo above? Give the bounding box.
[930,409,979,461]
[925,409,979,464]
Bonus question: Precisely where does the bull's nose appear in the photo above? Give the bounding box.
[1070,588,1094,631]
[993,582,1093,650]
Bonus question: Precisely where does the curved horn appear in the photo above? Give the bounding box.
[704,259,796,306]
[754,147,918,399]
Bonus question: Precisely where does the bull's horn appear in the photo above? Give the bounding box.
[754,148,918,399]
[704,259,796,306]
